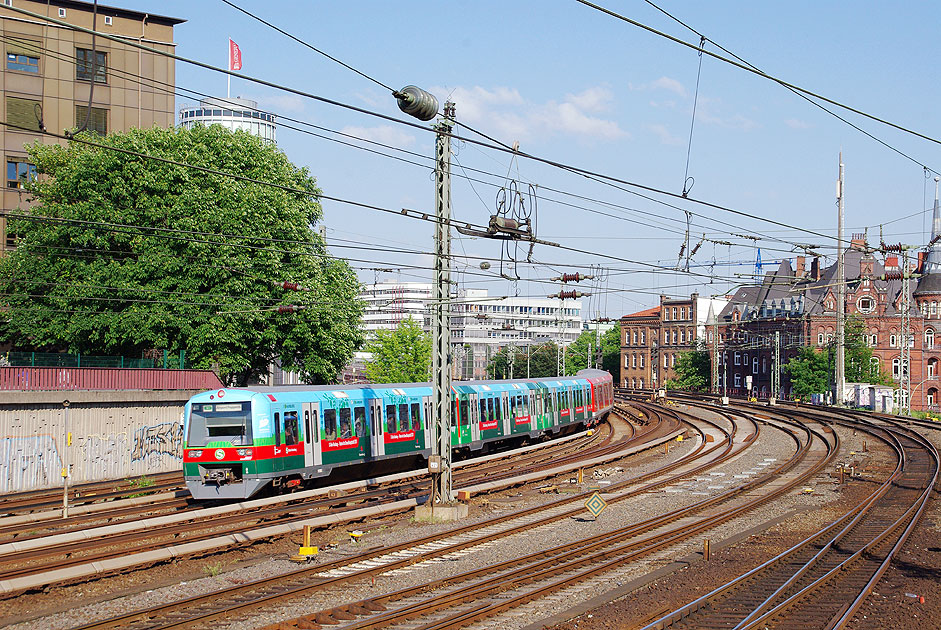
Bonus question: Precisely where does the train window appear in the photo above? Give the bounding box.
[284,411,299,445]
[410,403,421,430]
[386,404,397,433]
[479,399,486,424]
[354,407,366,437]
[339,408,352,438]
[487,398,494,422]
[323,409,338,440]
[304,410,311,443]
[459,398,469,428]
[189,401,252,447]
[274,412,282,446]
[398,404,409,431]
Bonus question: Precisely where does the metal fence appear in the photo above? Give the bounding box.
[6,351,188,369]
[0,367,222,391]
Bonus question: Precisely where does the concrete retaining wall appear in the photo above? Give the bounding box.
[0,390,203,493]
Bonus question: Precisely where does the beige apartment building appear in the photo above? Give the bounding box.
[2,0,183,251]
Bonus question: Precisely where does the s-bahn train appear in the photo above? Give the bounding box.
[183,369,614,500]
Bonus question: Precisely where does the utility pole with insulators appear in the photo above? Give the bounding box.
[835,154,846,405]
[396,87,464,519]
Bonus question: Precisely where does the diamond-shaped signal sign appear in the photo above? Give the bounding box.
[584,491,607,518]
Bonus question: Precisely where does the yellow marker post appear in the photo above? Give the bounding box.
[292,525,319,562]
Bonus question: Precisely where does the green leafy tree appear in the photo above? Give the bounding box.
[0,126,364,385]
[364,318,431,383]
[786,346,831,397]
[787,316,891,397]
[841,315,891,384]
[559,326,621,377]
[665,339,711,391]
[487,341,560,379]
[599,326,621,376]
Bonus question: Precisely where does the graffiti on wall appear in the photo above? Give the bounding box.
[0,435,62,494]
[131,421,184,462]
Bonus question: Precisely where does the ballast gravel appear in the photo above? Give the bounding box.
[3,406,876,630]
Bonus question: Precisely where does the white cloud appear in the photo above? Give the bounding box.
[339,125,416,147]
[565,86,614,113]
[695,97,758,132]
[648,123,684,146]
[629,76,687,98]
[433,84,626,143]
[785,118,811,129]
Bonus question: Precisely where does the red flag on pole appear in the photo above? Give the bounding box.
[229,39,242,71]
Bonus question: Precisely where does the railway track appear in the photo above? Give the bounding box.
[0,407,669,596]
[62,401,808,629]
[638,409,938,630]
[0,471,184,515]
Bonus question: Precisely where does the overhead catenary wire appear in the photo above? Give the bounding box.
[574,0,941,155]
[0,3,859,249]
[642,0,940,177]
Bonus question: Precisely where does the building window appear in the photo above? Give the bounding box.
[7,160,35,188]
[671,354,676,367]
[6,96,42,132]
[926,329,935,350]
[639,378,644,389]
[631,378,636,388]
[640,331,645,344]
[680,329,685,344]
[76,48,107,83]
[6,52,39,73]
[734,351,741,366]
[892,358,901,379]
[639,355,645,368]
[870,333,877,347]
[632,330,637,344]
[624,355,629,368]
[762,357,767,373]
[734,373,741,388]
[672,307,677,320]
[74,105,108,135]
[671,330,677,344]
[857,296,875,314]
[631,354,637,368]
[752,357,758,374]
[933,302,938,317]
[928,358,937,379]
[817,332,824,345]
[663,355,668,368]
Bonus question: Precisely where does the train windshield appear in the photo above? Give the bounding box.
[188,401,253,446]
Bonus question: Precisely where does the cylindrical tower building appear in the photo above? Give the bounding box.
[179,97,276,143]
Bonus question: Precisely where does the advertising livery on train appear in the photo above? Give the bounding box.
[183,369,614,500]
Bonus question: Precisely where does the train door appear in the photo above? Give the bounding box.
[369,397,384,458]
[422,396,433,449]
[302,402,322,467]
[501,392,511,435]
[469,392,480,443]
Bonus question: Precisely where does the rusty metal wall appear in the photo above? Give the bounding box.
[0,367,223,391]
[0,391,202,493]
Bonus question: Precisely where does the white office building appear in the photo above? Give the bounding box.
[354,282,582,381]
[179,97,276,143]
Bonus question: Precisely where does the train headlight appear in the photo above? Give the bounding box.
[189,450,203,458]
[236,449,251,457]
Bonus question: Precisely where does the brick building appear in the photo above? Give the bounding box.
[619,293,728,389]
[716,209,941,410]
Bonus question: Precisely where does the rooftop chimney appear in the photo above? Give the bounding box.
[795,256,805,278]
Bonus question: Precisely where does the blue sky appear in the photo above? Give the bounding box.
[130,1,941,318]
